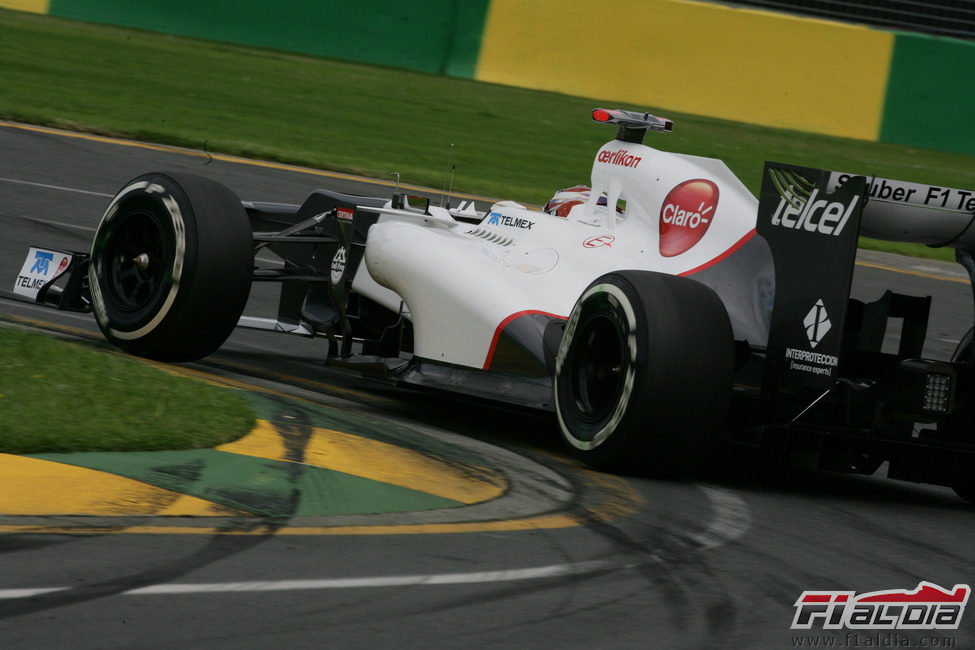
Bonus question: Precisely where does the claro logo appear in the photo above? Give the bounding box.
[597,149,642,168]
[771,188,858,236]
[659,179,719,257]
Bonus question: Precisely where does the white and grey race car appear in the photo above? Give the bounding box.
[14,109,975,502]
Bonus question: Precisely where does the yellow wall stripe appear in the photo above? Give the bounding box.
[477,0,893,140]
[0,0,50,14]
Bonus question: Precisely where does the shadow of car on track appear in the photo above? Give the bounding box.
[695,444,971,511]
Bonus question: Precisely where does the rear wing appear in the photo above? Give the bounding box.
[831,173,975,250]
[756,162,975,407]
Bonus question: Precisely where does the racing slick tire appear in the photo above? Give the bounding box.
[953,472,975,505]
[554,270,734,474]
[89,172,253,361]
[951,327,973,364]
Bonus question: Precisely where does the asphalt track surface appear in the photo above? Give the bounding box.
[1,123,974,648]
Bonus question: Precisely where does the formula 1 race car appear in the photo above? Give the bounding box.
[13,109,975,502]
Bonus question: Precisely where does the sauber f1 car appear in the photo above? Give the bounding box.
[13,109,975,503]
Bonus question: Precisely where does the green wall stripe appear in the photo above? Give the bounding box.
[881,32,975,155]
[442,0,490,78]
[47,0,489,77]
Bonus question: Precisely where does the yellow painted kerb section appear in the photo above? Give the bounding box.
[477,0,893,140]
[0,454,241,516]
[0,0,50,14]
[218,420,507,505]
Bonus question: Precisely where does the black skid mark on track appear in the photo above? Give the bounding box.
[563,482,741,643]
[0,535,82,556]
[263,394,316,516]
[152,460,205,483]
[0,399,323,620]
[294,558,629,635]
[270,396,315,465]
[0,523,273,620]
[199,401,316,517]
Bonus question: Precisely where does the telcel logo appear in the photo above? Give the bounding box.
[771,187,858,236]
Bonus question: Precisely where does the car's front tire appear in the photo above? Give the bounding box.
[554,270,734,473]
[89,172,253,361]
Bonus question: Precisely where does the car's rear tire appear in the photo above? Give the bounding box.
[951,327,973,364]
[554,270,734,474]
[89,172,253,361]
[953,474,975,505]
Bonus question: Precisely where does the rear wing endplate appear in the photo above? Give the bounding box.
[757,163,866,398]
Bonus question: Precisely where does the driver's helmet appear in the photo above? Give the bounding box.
[543,185,591,218]
[543,185,623,218]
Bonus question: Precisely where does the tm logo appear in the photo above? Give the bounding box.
[30,251,54,275]
[803,299,831,349]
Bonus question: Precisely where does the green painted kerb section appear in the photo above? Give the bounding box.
[33,449,462,517]
[881,32,975,156]
[48,0,490,77]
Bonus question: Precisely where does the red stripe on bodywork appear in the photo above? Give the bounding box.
[678,229,756,277]
[483,310,566,370]
[482,230,756,369]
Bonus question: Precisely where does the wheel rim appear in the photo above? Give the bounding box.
[568,313,625,423]
[103,210,168,313]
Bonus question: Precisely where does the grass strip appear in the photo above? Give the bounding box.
[2,8,974,264]
[0,327,255,453]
